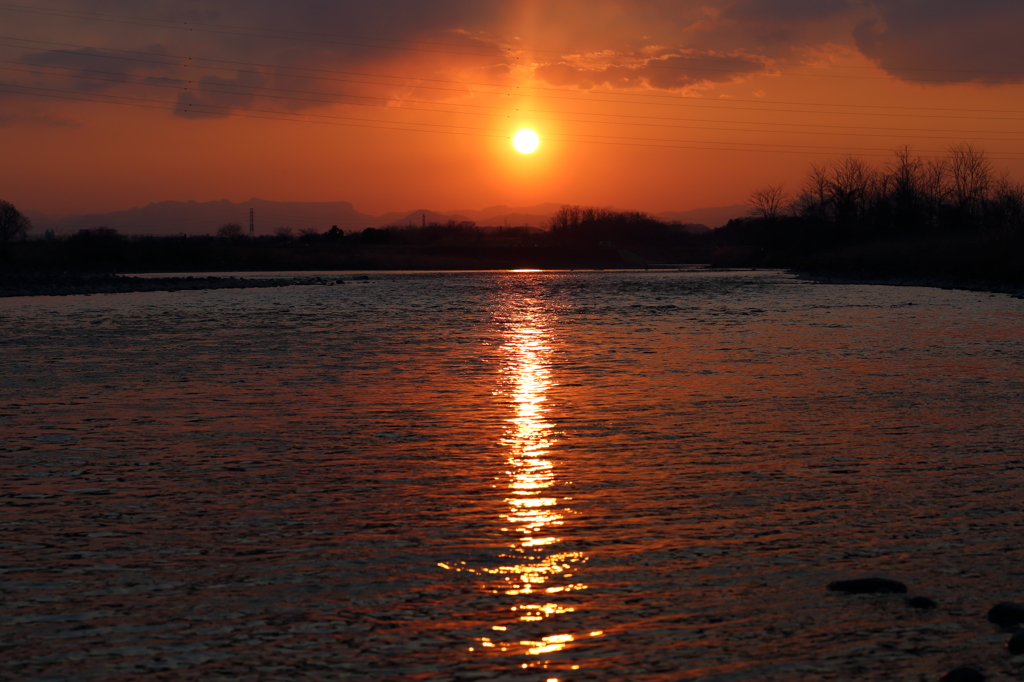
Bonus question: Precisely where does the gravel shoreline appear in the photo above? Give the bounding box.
[5,269,1023,299]
[0,273,335,298]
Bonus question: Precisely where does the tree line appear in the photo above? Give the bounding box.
[6,142,1021,279]
[734,143,1024,284]
[749,143,1024,235]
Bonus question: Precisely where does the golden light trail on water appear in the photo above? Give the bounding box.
[489,307,589,668]
[440,290,598,674]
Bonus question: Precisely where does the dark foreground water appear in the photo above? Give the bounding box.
[2,270,1024,681]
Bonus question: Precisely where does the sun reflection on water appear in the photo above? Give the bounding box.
[442,298,594,673]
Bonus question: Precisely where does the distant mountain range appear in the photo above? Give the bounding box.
[26,199,750,236]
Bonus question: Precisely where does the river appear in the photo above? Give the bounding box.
[2,270,1023,681]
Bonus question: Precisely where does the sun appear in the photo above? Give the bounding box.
[513,129,539,154]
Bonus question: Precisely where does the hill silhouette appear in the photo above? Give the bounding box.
[27,199,750,236]
[29,199,376,237]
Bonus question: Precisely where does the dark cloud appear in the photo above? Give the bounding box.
[533,52,768,92]
[20,45,178,93]
[54,0,508,58]
[722,0,858,23]
[174,70,268,117]
[6,0,1024,128]
[854,0,1024,84]
[9,0,515,117]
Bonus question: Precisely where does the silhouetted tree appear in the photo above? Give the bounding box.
[549,205,585,231]
[545,205,677,248]
[217,223,245,239]
[360,227,389,244]
[879,145,926,232]
[70,227,121,241]
[990,172,1024,231]
[64,227,124,266]
[749,184,787,220]
[827,156,874,228]
[795,163,831,223]
[947,142,993,225]
[774,142,1024,242]
[0,200,31,243]
[273,226,294,240]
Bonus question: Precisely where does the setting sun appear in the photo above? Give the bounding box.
[513,129,540,154]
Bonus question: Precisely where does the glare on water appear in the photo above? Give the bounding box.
[445,298,592,668]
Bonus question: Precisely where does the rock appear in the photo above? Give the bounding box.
[987,602,1024,629]
[827,577,907,594]
[907,596,937,609]
[1008,631,1024,656]
[938,668,985,682]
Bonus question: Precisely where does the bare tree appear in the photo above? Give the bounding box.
[992,171,1024,230]
[886,146,923,197]
[274,226,294,239]
[828,156,874,226]
[947,142,992,220]
[880,145,927,231]
[795,162,831,221]
[749,184,787,220]
[920,157,949,229]
[549,205,584,231]
[216,223,245,239]
[0,200,31,243]
[772,143,1018,235]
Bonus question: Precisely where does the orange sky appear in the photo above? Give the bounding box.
[3,1,1024,217]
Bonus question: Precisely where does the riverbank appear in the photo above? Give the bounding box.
[0,272,334,298]
[792,270,1024,298]
[5,268,1024,299]
[738,222,1024,298]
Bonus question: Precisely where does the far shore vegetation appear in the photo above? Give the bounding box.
[2,143,1023,292]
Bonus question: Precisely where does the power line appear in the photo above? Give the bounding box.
[0,2,749,67]
[6,47,1024,126]
[5,36,1024,117]
[5,1,1024,82]
[7,63,1024,145]
[3,13,1024,161]
[5,82,1024,160]
[0,3,509,59]
[0,83,510,138]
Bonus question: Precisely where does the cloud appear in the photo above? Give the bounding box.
[853,0,1024,84]
[683,0,863,58]
[533,51,769,92]
[63,0,509,61]
[5,0,520,118]
[722,0,858,23]
[174,70,269,117]
[6,0,1024,129]
[0,110,80,129]
[20,45,178,93]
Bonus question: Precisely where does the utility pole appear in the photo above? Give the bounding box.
[249,208,255,237]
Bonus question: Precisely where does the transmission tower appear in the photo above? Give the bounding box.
[249,208,255,237]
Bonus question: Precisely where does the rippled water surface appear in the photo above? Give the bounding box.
[3,270,1024,681]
